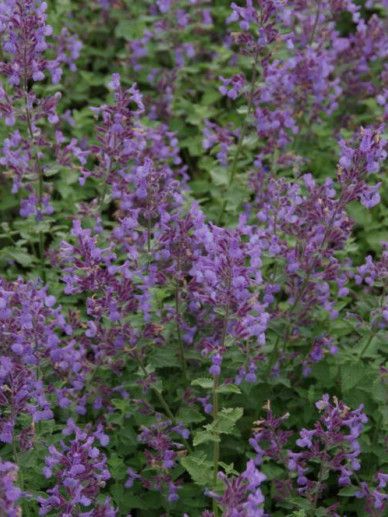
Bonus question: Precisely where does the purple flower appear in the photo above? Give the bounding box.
[338,126,386,209]
[289,396,368,497]
[136,418,187,502]
[210,459,266,516]
[0,1,82,220]
[0,461,22,516]
[0,0,53,86]
[38,421,113,515]
[125,467,140,489]
[219,74,245,99]
[296,429,316,449]
[209,353,222,377]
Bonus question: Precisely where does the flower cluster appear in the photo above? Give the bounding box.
[0,460,22,517]
[0,0,386,515]
[249,397,378,512]
[289,395,367,493]
[38,419,114,516]
[137,418,189,502]
[356,472,388,515]
[338,126,387,209]
[189,225,268,377]
[0,0,82,218]
[218,0,387,163]
[210,460,266,517]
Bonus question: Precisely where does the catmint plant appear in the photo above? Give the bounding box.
[0,0,386,515]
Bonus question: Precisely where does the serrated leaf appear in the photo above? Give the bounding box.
[338,486,358,497]
[207,407,243,435]
[149,343,180,368]
[44,164,64,177]
[366,231,388,251]
[1,248,34,267]
[237,105,248,114]
[177,407,206,425]
[115,19,145,40]
[288,497,314,510]
[191,378,214,389]
[261,463,285,479]
[108,454,127,480]
[340,362,366,392]
[180,453,213,486]
[219,462,238,476]
[111,399,131,412]
[193,430,219,446]
[216,384,241,394]
[210,167,228,186]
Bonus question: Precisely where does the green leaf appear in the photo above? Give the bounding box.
[261,463,284,479]
[180,453,213,486]
[219,462,238,476]
[207,407,243,435]
[191,378,214,389]
[111,483,161,510]
[288,497,314,511]
[1,248,34,267]
[177,407,206,425]
[149,343,180,369]
[216,384,241,394]
[340,362,367,392]
[338,486,358,497]
[44,164,64,177]
[237,105,248,114]
[193,430,219,446]
[111,399,131,412]
[347,202,372,226]
[108,454,127,480]
[366,231,388,251]
[209,167,228,187]
[115,19,145,40]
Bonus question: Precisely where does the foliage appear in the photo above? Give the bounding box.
[0,0,387,516]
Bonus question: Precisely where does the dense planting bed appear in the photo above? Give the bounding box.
[0,1,387,515]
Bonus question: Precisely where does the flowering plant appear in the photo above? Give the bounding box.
[0,0,386,515]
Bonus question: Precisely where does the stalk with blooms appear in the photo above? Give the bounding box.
[0,0,386,515]
[0,0,82,278]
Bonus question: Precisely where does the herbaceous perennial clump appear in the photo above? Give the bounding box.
[0,0,387,515]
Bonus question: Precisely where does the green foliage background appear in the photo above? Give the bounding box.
[0,1,386,515]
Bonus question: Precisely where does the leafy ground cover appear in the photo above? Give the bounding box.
[0,1,387,515]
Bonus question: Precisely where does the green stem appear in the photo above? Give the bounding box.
[311,459,327,511]
[175,285,188,382]
[146,214,152,254]
[138,360,174,418]
[309,0,322,45]
[137,359,191,451]
[152,384,175,421]
[267,271,310,374]
[211,300,230,517]
[212,374,220,517]
[152,384,192,452]
[266,333,281,375]
[98,140,113,212]
[98,179,109,211]
[359,330,378,358]
[23,88,46,282]
[274,199,344,360]
[217,52,260,225]
[12,434,29,516]
[359,288,386,358]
